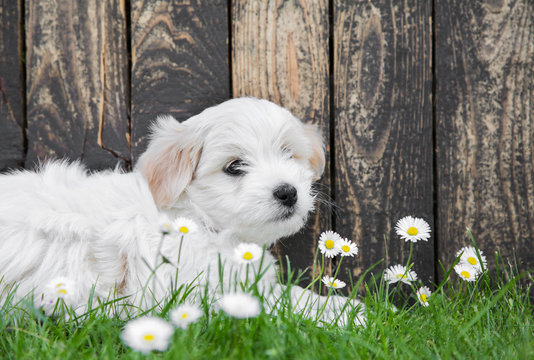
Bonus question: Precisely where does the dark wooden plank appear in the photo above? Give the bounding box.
[25,0,130,170]
[334,2,434,285]
[0,0,24,172]
[130,0,229,161]
[232,0,331,282]
[436,0,534,274]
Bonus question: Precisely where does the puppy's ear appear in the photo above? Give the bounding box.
[136,116,203,209]
[303,124,326,181]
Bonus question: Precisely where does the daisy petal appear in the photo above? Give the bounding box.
[233,243,263,264]
[170,304,203,329]
[318,231,342,258]
[121,316,174,354]
[454,263,480,282]
[218,292,261,319]
[384,264,418,285]
[395,216,431,243]
[339,238,358,257]
[172,217,198,235]
[416,286,432,307]
[321,275,346,289]
[456,246,487,272]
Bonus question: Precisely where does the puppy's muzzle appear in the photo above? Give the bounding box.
[273,183,298,208]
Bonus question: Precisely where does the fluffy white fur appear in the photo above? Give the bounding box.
[0,97,359,321]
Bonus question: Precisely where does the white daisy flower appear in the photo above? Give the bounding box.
[318,231,342,258]
[47,277,74,299]
[416,286,431,307]
[233,243,263,264]
[339,238,358,257]
[454,263,480,282]
[321,275,346,289]
[170,303,203,329]
[218,292,261,319]
[121,316,174,354]
[395,216,431,243]
[172,217,198,235]
[41,277,77,309]
[387,303,399,313]
[456,246,487,272]
[158,214,173,235]
[384,264,418,285]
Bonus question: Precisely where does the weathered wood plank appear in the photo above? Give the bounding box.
[0,0,24,172]
[436,0,534,273]
[130,0,229,161]
[25,0,130,170]
[232,0,330,281]
[334,2,434,284]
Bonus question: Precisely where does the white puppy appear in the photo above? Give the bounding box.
[0,97,359,322]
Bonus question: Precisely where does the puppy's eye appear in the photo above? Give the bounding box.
[282,145,294,159]
[224,159,246,176]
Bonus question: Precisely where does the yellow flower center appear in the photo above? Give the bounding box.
[420,294,427,302]
[58,289,67,294]
[179,226,189,234]
[56,283,64,287]
[181,313,189,319]
[243,252,253,261]
[396,274,406,279]
[342,245,351,253]
[467,256,478,265]
[325,239,335,249]
[143,334,155,342]
[407,227,418,236]
[461,270,471,279]
[330,282,337,288]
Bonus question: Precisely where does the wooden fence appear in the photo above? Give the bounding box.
[0,0,532,286]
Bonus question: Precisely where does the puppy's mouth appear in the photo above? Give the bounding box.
[274,207,297,221]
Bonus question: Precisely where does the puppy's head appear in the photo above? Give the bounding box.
[136,97,325,246]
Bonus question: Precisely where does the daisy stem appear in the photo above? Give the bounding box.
[245,263,250,289]
[319,255,325,295]
[139,259,167,311]
[405,242,419,301]
[316,257,345,323]
[303,254,326,295]
[405,242,414,273]
[156,233,166,266]
[389,242,415,306]
[153,233,167,301]
[296,254,326,311]
[176,234,184,268]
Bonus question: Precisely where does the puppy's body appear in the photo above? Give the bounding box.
[0,98,356,320]
[0,163,156,305]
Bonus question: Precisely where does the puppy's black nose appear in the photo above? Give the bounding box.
[273,184,298,207]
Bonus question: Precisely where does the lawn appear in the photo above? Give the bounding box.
[1,225,533,359]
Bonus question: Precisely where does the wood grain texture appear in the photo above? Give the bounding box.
[232,0,330,281]
[130,0,229,161]
[25,0,130,170]
[436,0,534,272]
[0,0,24,172]
[334,1,434,284]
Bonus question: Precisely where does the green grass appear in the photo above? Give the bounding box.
[1,253,533,359]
